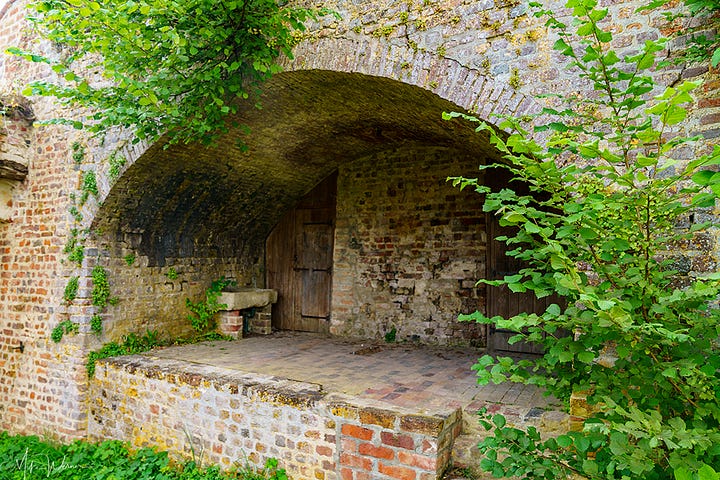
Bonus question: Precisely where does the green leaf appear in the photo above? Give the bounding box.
[692,170,718,186]
[574,435,590,453]
[577,351,595,363]
[596,299,614,310]
[663,105,687,125]
[553,38,574,55]
[675,467,693,480]
[698,465,719,480]
[578,227,598,240]
[583,459,599,476]
[557,435,573,448]
[493,414,506,428]
[77,81,90,95]
[637,155,658,167]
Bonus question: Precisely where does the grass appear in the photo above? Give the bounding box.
[86,330,233,377]
[0,432,287,480]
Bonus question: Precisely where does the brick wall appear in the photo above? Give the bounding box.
[332,147,487,346]
[89,355,462,480]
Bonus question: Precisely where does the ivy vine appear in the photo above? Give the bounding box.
[62,276,79,304]
[91,265,110,308]
[57,140,124,341]
[50,319,78,343]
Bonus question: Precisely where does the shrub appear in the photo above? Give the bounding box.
[448,0,720,477]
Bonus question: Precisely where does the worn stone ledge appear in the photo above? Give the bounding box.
[97,355,325,408]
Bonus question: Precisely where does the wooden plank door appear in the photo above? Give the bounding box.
[485,169,558,355]
[486,213,551,354]
[267,173,336,333]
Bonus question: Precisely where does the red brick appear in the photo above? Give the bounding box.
[341,468,354,480]
[381,431,415,450]
[378,463,417,480]
[341,424,374,440]
[359,442,395,460]
[698,97,720,108]
[419,439,437,454]
[339,453,372,470]
[398,451,437,471]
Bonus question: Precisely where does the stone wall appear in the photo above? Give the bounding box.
[332,147,487,345]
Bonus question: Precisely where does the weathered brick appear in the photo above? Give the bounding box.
[358,442,395,460]
[359,407,396,429]
[339,453,372,470]
[398,451,437,471]
[378,463,417,480]
[341,424,374,441]
[381,432,415,450]
[400,414,444,436]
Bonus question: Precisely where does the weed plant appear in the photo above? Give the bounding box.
[0,432,287,480]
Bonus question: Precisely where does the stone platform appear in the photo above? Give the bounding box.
[88,332,568,479]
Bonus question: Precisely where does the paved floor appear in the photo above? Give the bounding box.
[146,331,558,415]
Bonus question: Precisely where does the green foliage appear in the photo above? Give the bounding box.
[63,229,85,265]
[86,330,159,377]
[108,151,127,180]
[166,267,178,280]
[79,171,98,205]
[71,141,85,163]
[50,320,78,343]
[63,276,79,304]
[90,314,103,334]
[641,0,720,67]
[68,205,82,223]
[447,0,720,478]
[9,0,334,145]
[186,277,235,333]
[91,265,111,308]
[123,253,135,265]
[0,431,287,479]
[384,327,397,343]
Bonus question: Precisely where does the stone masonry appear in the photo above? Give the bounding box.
[332,146,488,345]
[0,0,717,477]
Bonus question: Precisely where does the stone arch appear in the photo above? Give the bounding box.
[84,67,506,345]
[285,36,543,122]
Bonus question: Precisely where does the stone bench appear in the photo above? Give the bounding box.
[216,288,278,338]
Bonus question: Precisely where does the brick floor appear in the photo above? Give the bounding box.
[146,331,558,415]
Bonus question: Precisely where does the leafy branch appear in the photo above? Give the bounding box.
[9,0,336,145]
[450,0,720,478]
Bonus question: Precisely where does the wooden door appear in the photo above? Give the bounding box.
[485,170,558,355]
[266,173,336,333]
